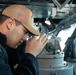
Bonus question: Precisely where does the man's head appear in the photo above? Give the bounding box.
[2,4,40,35]
[0,4,40,48]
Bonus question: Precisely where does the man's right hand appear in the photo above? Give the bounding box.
[25,34,48,57]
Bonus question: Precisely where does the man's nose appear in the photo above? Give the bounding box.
[23,34,28,41]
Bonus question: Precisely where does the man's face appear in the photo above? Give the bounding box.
[6,21,28,48]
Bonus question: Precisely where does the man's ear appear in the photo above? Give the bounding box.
[6,18,15,30]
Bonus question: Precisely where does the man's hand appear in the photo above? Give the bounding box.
[25,34,48,57]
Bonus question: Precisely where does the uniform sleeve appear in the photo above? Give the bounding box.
[0,49,13,75]
[15,53,39,75]
[0,48,39,75]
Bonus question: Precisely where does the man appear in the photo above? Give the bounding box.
[0,4,48,75]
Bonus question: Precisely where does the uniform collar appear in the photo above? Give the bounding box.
[0,32,7,47]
